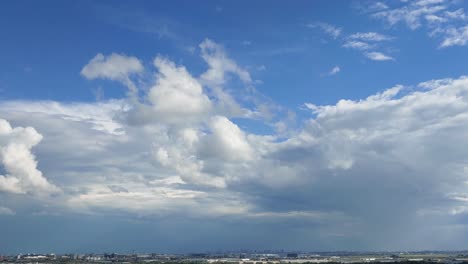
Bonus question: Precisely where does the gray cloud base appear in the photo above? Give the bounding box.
[1,40,468,252]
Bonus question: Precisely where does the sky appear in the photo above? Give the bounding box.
[2,0,468,254]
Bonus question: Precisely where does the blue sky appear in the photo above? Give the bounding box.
[2,0,468,254]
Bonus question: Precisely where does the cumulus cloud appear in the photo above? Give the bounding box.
[117,56,215,126]
[152,126,228,189]
[150,116,254,188]
[6,39,468,248]
[297,77,468,241]
[302,77,468,178]
[146,57,212,123]
[0,119,59,195]
[70,73,468,246]
[203,116,254,162]
[81,53,144,94]
[89,40,266,126]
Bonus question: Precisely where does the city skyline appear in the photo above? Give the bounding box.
[2,0,468,253]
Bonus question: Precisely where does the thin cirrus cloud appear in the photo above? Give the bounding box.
[342,40,374,50]
[309,20,395,61]
[328,66,341,76]
[307,22,342,39]
[365,51,394,61]
[348,32,393,42]
[314,0,468,62]
[343,31,394,61]
[440,25,468,48]
[0,206,15,215]
[370,0,468,48]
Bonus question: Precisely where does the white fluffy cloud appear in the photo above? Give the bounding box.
[304,76,468,182]
[81,53,143,80]
[81,53,144,93]
[120,39,264,126]
[204,116,254,162]
[0,119,59,195]
[151,116,254,188]
[5,39,468,248]
[146,57,212,124]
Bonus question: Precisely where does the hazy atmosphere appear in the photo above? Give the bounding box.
[2,0,468,254]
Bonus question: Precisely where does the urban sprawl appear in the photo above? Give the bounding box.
[2,251,468,264]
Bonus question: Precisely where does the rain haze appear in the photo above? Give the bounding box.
[2,0,468,254]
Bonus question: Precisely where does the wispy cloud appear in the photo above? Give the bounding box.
[439,25,468,47]
[308,20,396,62]
[365,51,394,61]
[369,0,468,48]
[95,4,179,40]
[242,40,252,46]
[307,22,342,39]
[373,0,448,30]
[343,40,374,50]
[348,32,393,42]
[328,66,341,76]
[353,1,389,14]
[249,46,307,56]
[0,206,15,215]
[343,32,394,60]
